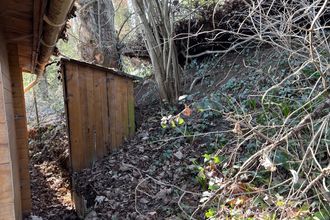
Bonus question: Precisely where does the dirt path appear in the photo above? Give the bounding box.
[27,123,77,220]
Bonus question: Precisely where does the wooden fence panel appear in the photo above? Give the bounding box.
[65,63,85,171]
[127,80,135,137]
[85,67,96,165]
[62,60,136,172]
[93,69,106,159]
[107,75,117,149]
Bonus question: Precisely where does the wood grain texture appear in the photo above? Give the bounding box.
[100,71,110,154]
[115,77,123,148]
[0,163,14,204]
[117,77,126,148]
[0,45,20,219]
[8,44,32,214]
[65,63,84,171]
[93,69,105,159]
[63,61,136,172]
[85,66,96,165]
[62,60,136,219]
[77,64,89,168]
[127,80,135,137]
[0,202,15,220]
[120,78,129,140]
[109,76,118,149]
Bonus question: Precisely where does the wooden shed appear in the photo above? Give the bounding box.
[60,59,138,217]
[60,58,138,172]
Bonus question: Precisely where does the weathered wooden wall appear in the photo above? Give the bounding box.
[61,59,135,172]
[0,32,20,220]
[8,44,32,215]
[0,32,31,220]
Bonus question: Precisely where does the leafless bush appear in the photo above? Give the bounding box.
[187,0,330,218]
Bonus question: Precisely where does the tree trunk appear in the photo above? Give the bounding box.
[77,0,120,69]
[132,0,181,103]
[39,75,49,100]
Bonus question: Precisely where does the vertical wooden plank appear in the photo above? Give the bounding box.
[93,69,105,158]
[9,45,32,214]
[65,63,84,171]
[0,163,15,219]
[7,44,25,219]
[0,41,21,219]
[105,74,112,152]
[0,203,15,220]
[100,72,110,153]
[115,77,122,146]
[127,80,135,137]
[63,61,136,219]
[114,76,123,149]
[63,61,136,169]
[100,70,107,156]
[63,63,86,219]
[112,76,129,147]
[0,67,10,168]
[0,143,10,164]
[108,75,117,149]
[107,75,135,150]
[78,65,93,168]
[121,78,129,139]
[85,66,96,165]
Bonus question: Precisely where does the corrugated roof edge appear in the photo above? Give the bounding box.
[60,57,142,81]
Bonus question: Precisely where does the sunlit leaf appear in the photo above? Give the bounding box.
[203,154,211,162]
[170,120,176,128]
[276,200,285,207]
[177,117,185,125]
[161,122,167,128]
[208,184,219,191]
[205,208,216,218]
[213,156,221,164]
[182,105,192,117]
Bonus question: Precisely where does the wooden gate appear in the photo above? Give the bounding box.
[61,58,137,172]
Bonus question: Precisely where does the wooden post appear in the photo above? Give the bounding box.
[8,44,32,216]
[0,44,22,219]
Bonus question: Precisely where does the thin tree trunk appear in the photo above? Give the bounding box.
[33,88,40,127]
[39,75,49,100]
[133,0,181,103]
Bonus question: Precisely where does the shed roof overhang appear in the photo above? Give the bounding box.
[0,0,43,72]
[0,0,74,76]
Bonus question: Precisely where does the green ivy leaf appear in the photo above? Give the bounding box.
[276,200,285,207]
[161,122,167,128]
[208,184,219,191]
[205,208,216,218]
[170,120,176,128]
[213,156,221,164]
[203,154,211,162]
[177,117,185,125]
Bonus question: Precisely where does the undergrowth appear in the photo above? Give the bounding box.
[161,1,330,218]
[160,44,330,219]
